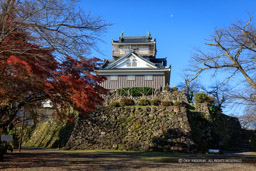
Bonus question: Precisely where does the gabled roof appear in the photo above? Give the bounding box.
[102,51,158,70]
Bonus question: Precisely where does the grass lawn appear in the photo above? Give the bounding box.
[57,149,217,163]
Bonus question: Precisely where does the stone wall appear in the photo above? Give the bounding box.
[65,106,198,152]
[188,106,242,151]
[193,103,242,148]
[211,113,242,148]
[195,103,210,115]
[22,120,74,148]
[65,105,242,152]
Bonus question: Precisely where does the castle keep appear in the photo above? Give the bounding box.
[97,32,171,89]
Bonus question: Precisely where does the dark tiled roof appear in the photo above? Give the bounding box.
[154,63,165,69]
[112,32,155,44]
[99,60,112,69]
[150,58,167,67]
[113,37,155,43]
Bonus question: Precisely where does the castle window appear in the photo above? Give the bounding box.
[120,46,130,55]
[127,61,131,67]
[139,47,149,54]
[127,59,136,67]
[110,75,118,80]
[145,75,153,80]
[132,59,137,67]
[127,75,135,80]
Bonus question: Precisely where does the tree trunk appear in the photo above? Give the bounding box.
[18,111,25,152]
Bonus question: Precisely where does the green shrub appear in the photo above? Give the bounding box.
[173,101,186,107]
[119,98,135,106]
[108,101,120,107]
[137,98,150,106]
[194,93,215,104]
[194,93,208,103]
[150,99,161,106]
[171,87,178,91]
[161,101,172,106]
[164,86,171,91]
[117,87,154,97]
[208,105,220,115]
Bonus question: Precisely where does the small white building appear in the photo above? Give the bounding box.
[42,99,53,108]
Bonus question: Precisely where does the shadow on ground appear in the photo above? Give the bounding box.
[1,148,256,170]
[1,149,172,170]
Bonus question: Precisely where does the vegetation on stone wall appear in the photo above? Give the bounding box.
[194,93,215,104]
[108,101,120,107]
[173,101,186,107]
[161,101,172,106]
[137,98,151,106]
[164,85,171,91]
[171,87,178,92]
[119,98,135,106]
[22,121,74,148]
[150,99,161,106]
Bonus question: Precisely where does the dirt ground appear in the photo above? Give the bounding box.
[1,148,256,171]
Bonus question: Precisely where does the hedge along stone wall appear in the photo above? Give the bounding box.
[103,90,188,106]
[65,106,198,152]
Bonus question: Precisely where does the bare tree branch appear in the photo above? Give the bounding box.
[189,18,256,96]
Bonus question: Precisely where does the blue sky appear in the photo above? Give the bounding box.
[80,0,255,89]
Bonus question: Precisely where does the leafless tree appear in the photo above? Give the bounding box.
[189,17,256,105]
[201,83,229,109]
[177,75,201,102]
[0,0,110,59]
[238,112,256,129]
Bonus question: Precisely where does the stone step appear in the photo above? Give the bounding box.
[223,129,255,152]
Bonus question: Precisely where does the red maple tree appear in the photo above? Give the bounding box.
[0,28,106,132]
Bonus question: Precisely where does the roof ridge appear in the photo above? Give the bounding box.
[122,36,150,39]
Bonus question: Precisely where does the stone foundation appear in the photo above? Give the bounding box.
[65,107,197,152]
[66,105,242,152]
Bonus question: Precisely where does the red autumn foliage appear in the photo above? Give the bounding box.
[0,28,107,130]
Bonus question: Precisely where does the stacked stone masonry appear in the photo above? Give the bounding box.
[66,105,242,152]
